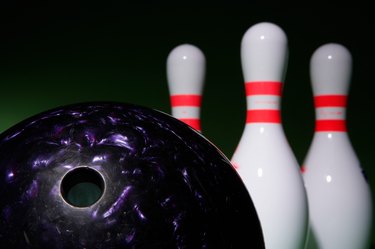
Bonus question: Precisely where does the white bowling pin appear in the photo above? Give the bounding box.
[303,43,372,249]
[231,22,309,249]
[167,44,206,132]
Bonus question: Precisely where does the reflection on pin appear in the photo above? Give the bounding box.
[325,175,332,183]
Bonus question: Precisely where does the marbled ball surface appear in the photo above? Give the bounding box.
[0,102,264,248]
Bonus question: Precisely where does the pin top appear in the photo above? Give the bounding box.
[241,22,288,82]
[167,44,206,95]
[310,43,352,96]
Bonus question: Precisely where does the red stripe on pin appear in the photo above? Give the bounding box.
[245,81,282,96]
[246,110,281,123]
[314,95,347,107]
[315,120,347,132]
[179,118,201,131]
[170,95,202,107]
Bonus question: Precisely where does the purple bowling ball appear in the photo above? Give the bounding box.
[0,102,264,248]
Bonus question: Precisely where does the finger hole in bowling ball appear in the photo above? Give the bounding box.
[60,167,105,208]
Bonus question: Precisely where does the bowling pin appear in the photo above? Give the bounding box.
[167,44,206,132]
[231,22,309,249]
[303,43,372,249]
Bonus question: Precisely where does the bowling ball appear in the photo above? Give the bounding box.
[0,102,264,248]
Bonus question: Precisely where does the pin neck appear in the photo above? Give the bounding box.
[314,95,347,132]
[245,81,282,124]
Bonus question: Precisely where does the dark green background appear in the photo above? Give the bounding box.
[1,3,374,246]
